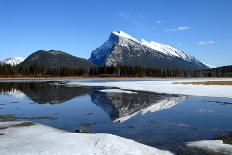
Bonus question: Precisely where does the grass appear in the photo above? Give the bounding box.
[0,114,56,121]
[214,133,232,144]
[12,122,35,127]
[0,114,17,121]
[174,81,232,86]
[25,116,56,120]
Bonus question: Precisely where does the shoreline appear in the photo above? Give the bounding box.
[0,76,231,81]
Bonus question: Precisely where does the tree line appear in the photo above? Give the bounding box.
[0,63,231,77]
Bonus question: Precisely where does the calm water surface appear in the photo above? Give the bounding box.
[0,80,232,155]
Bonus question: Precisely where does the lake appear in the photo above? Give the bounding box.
[0,80,232,155]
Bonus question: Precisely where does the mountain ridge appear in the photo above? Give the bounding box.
[20,50,94,69]
[1,57,25,66]
[90,31,209,70]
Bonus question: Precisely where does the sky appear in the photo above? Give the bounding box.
[0,0,231,66]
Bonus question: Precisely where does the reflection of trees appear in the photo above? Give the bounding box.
[0,82,92,104]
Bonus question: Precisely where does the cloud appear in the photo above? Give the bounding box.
[197,40,215,46]
[165,26,191,32]
[118,12,130,18]
[165,28,176,32]
[178,26,191,31]
[118,12,155,31]
[156,20,163,24]
[138,13,146,19]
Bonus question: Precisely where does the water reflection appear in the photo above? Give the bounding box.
[1,82,232,155]
[0,82,92,104]
[90,90,185,122]
[0,82,184,120]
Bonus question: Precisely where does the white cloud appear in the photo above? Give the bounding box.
[197,40,215,46]
[178,26,191,31]
[165,28,176,32]
[156,20,163,24]
[118,12,130,18]
[165,26,191,32]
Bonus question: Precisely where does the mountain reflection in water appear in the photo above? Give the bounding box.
[0,82,184,121]
[1,81,232,155]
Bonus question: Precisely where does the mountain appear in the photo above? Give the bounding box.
[90,89,184,121]
[1,57,25,66]
[90,31,209,69]
[21,50,94,69]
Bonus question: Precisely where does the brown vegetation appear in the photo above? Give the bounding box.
[175,81,232,86]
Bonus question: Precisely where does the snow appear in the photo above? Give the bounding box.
[202,62,217,68]
[91,31,208,68]
[112,31,198,62]
[99,89,137,94]
[112,31,139,43]
[186,140,232,155]
[141,39,193,61]
[66,78,232,98]
[0,121,174,155]
[114,96,184,123]
[2,57,25,66]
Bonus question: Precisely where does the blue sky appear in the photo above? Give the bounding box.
[0,0,231,66]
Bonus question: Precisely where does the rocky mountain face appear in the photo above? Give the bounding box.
[90,31,209,70]
[21,50,94,69]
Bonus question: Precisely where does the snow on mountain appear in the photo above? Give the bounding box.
[90,31,208,69]
[112,31,139,43]
[2,57,25,66]
[111,31,195,61]
[202,62,217,68]
[140,39,194,62]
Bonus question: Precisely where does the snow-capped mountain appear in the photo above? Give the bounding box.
[90,31,208,69]
[2,57,25,66]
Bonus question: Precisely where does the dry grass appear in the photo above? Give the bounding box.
[0,75,146,80]
[174,81,232,86]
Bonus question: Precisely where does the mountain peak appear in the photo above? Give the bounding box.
[21,50,94,69]
[90,31,208,69]
[111,31,139,42]
[2,57,25,66]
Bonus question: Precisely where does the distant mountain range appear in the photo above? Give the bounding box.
[1,31,216,69]
[0,57,25,66]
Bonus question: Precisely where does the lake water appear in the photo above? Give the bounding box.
[0,80,232,154]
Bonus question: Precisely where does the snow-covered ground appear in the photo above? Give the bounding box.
[67,78,232,98]
[186,140,232,155]
[0,121,174,155]
[99,89,137,94]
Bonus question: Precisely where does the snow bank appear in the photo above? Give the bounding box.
[99,89,137,94]
[67,78,232,98]
[186,140,232,155]
[0,121,174,155]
